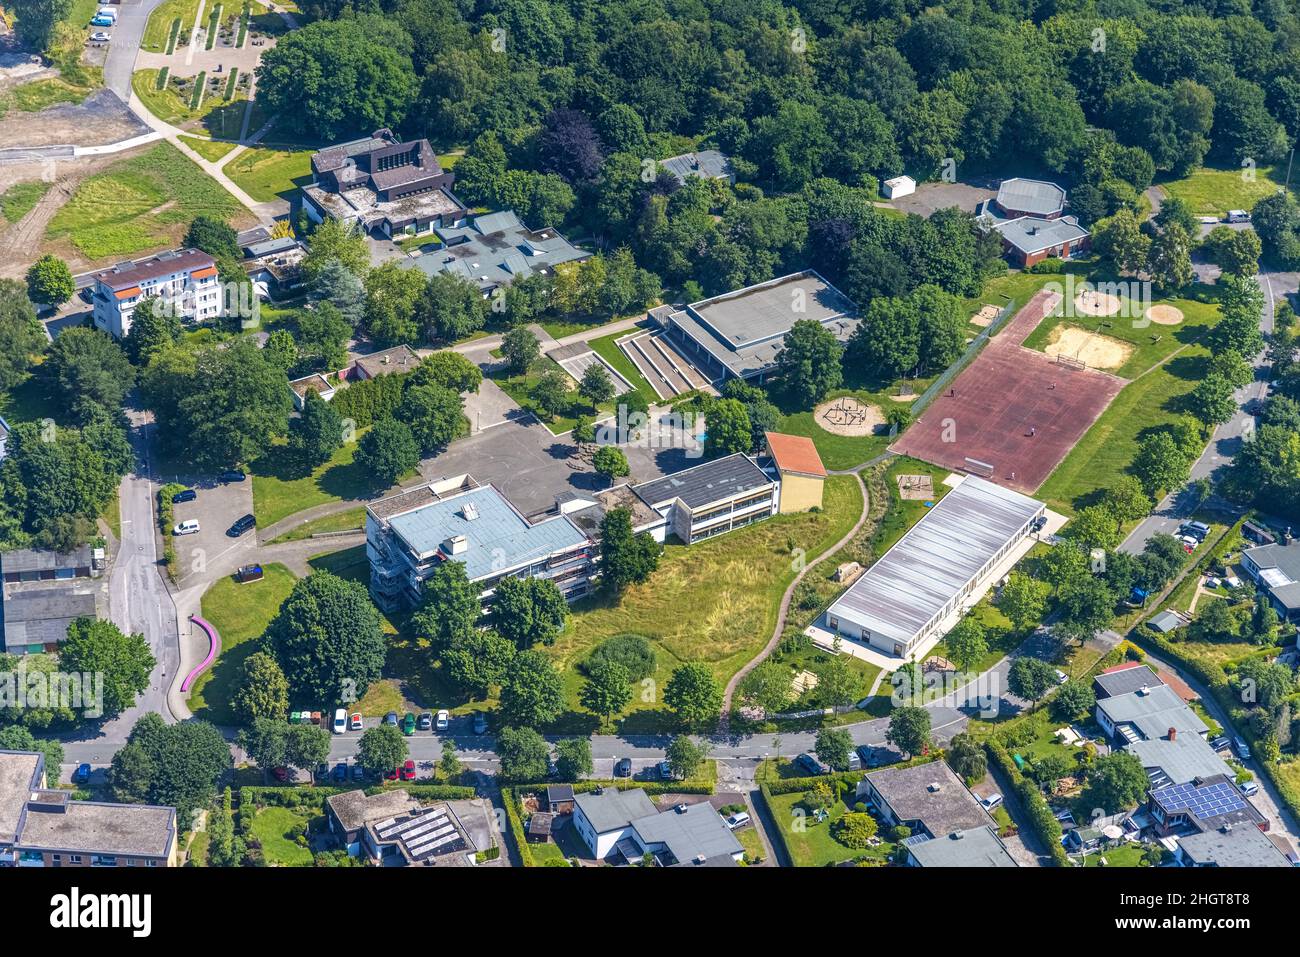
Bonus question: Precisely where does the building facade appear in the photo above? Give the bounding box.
[91,249,221,340]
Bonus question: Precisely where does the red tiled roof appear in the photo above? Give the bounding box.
[1101,660,1146,675]
[764,431,827,477]
[190,265,218,280]
[93,248,216,291]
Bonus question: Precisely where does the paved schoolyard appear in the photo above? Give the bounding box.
[888,180,996,218]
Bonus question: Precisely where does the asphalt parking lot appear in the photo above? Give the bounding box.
[166,474,257,587]
[890,181,996,217]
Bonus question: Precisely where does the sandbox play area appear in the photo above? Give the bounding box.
[814,395,886,436]
[1042,324,1135,371]
[1072,289,1124,316]
[1144,304,1185,326]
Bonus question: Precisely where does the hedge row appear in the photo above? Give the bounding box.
[762,770,865,796]
[756,783,794,866]
[330,371,408,429]
[165,17,181,55]
[223,68,238,101]
[189,70,206,110]
[239,782,476,807]
[157,483,186,581]
[205,6,222,51]
[236,2,250,46]
[984,739,1069,867]
[155,66,169,91]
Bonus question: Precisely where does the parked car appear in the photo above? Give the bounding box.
[1234,736,1252,760]
[332,708,347,734]
[1210,735,1231,752]
[90,15,114,26]
[314,763,328,781]
[89,31,110,41]
[845,750,862,772]
[270,766,289,782]
[332,762,348,783]
[981,793,1004,811]
[472,713,488,735]
[350,763,365,782]
[724,811,751,830]
[173,519,200,535]
[417,711,433,731]
[383,767,399,781]
[218,469,246,483]
[1054,669,1069,685]
[73,763,91,785]
[1239,780,1259,796]
[400,759,416,781]
[402,712,416,736]
[349,712,363,731]
[383,711,398,727]
[172,488,197,504]
[436,709,450,731]
[227,514,255,537]
[795,753,829,776]
[614,757,633,777]
[234,564,264,584]
[1180,521,1210,541]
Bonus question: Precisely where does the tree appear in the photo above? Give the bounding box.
[531,366,571,420]
[585,634,656,682]
[1147,222,1194,293]
[109,713,230,828]
[738,661,794,715]
[1051,680,1096,721]
[1132,431,1194,497]
[944,617,988,673]
[0,279,46,393]
[996,573,1050,632]
[439,739,463,783]
[592,445,630,482]
[9,0,72,52]
[419,272,489,342]
[887,706,931,758]
[553,737,593,782]
[396,382,464,455]
[25,255,74,306]
[1008,657,1057,711]
[1079,751,1148,815]
[814,727,854,771]
[1091,208,1150,274]
[362,261,426,344]
[578,362,615,411]
[579,660,632,726]
[60,618,154,719]
[599,506,661,593]
[499,649,566,728]
[492,576,568,648]
[704,397,753,457]
[185,215,240,259]
[501,326,540,376]
[1032,753,1074,794]
[123,297,183,365]
[1188,375,1238,426]
[440,629,516,697]
[412,561,479,650]
[666,734,711,780]
[264,571,387,704]
[0,724,64,772]
[833,811,879,848]
[255,15,419,141]
[355,416,418,487]
[288,389,344,470]
[357,724,407,777]
[308,258,366,325]
[1069,504,1122,550]
[775,319,843,408]
[664,662,722,730]
[173,339,292,469]
[285,722,331,782]
[1102,476,1152,524]
[231,651,289,725]
[411,351,482,395]
[497,726,550,783]
[816,654,864,710]
[43,326,134,421]
[946,732,987,782]
[302,218,370,283]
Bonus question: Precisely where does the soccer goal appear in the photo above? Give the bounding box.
[1055,353,1087,371]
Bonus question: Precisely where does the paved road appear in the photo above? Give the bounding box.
[102,0,167,100]
[1119,265,1293,554]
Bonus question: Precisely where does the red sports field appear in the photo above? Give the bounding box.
[890,289,1126,494]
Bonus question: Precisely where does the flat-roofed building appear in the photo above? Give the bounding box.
[824,476,1045,659]
[906,825,1018,867]
[632,453,777,544]
[857,760,995,840]
[365,476,594,611]
[1,547,104,656]
[0,750,178,867]
[660,149,734,186]
[91,248,221,339]
[652,271,858,385]
[1241,539,1300,622]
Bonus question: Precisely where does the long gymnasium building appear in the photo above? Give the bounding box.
[824,477,1045,659]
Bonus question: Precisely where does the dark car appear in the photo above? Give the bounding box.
[614,757,633,778]
[332,762,348,782]
[227,514,255,537]
[383,711,399,727]
[351,764,366,782]
[172,488,197,504]
[73,763,91,785]
[472,713,488,735]
[219,469,246,483]
[314,763,329,781]
[795,753,829,776]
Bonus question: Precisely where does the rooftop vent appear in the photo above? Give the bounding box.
[461,503,479,521]
[1168,727,1177,741]
[1138,685,1150,696]
[444,534,468,555]
[927,782,942,793]
[674,803,689,814]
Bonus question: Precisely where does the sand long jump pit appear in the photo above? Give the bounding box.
[1042,324,1134,372]
[890,288,1126,494]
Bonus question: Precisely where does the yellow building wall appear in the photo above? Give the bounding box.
[778,472,824,513]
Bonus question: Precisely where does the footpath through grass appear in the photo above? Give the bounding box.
[0,181,51,223]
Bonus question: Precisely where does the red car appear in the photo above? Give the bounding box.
[384,766,399,781]
[400,759,416,782]
[271,766,290,782]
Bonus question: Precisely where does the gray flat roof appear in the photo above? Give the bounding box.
[1178,822,1291,867]
[573,787,658,833]
[661,150,733,184]
[631,800,743,865]
[633,453,772,511]
[0,546,92,574]
[908,826,1018,867]
[1094,662,1164,698]
[664,271,858,380]
[1127,735,1233,788]
[379,484,589,580]
[997,178,1066,216]
[2,587,97,650]
[862,760,993,838]
[995,215,1089,255]
[327,788,421,833]
[1098,685,1208,742]
[16,800,177,859]
[0,750,42,844]
[404,210,589,290]
[827,477,1044,646]
[1245,542,1300,608]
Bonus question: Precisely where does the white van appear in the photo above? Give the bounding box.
[173,519,201,535]
[96,6,118,22]
[1226,209,1251,223]
[724,811,751,830]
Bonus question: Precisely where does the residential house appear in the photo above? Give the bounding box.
[348,344,421,381]
[571,788,743,866]
[856,760,995,841]
[1241,538,1300,622]
[1093,661,1165,700]
[0,751,178,867]
[905,825,1018,867]
[1175,821,1292,867]
[1094,684,1208,746]
[288,373,336,411]
[545,785,575,815]
[660,150,734,186]
[324,788,477,864]
[91,249,221,340]
[1147,775,1268,838]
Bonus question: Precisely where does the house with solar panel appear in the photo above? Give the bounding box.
[401,210,590,296]
[1147,774,1269,839]
[364,475,596,612]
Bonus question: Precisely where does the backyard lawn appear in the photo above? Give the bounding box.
[225,146,314,203]
[189,562,297,724]
[1160,165,1283,218]
[45,141,246,260]
[250,805,314,866]
[765,787,895,867]
[548,474,863,730]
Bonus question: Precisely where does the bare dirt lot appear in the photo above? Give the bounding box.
[0,89,148,149]
[1145,304,1185,326]
[814,395,885,436]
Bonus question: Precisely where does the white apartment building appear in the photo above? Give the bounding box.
[91,248,222,339]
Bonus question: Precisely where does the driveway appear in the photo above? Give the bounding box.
[103,0,168,100]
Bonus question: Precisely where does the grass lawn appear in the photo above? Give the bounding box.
[250,435,379,528]
[185,828,211,866]
[46,141,245,260]
[0,181,51,223]
[586,330,661,406]
[181,135,240,163]
[734,824,765,863]
[1160,165,1283,218]
[765,789,895,867]
[189,563,297,723]
[225,146,314,203]
[773,388,895,471]
[132,69,246,137]
[927,596,1020,676]
[268,506,365,543]
[142,0,203,51]
[0,70,103,114]
[250,805,313,866]
[1078,841,1152,868]
[546,475,863,732]
[490,359,616,436]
